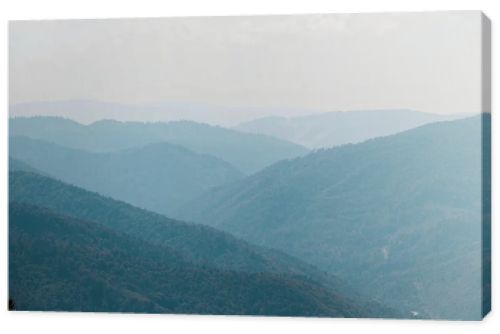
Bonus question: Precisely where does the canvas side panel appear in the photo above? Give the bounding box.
[481,12,492,319]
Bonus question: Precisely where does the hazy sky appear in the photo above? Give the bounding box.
[9,12,485,122]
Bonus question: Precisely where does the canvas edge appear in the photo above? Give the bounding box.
[480,11,492,320]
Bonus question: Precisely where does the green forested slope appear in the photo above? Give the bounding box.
[10,202,366,316]
[9,171,396,317]
[180,115,490,320]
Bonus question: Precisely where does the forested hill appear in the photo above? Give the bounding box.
[9,170,397,317]
[10,202,367,316]
[10,136,243,216]
[10,116,309,174]
[179,115,490,320]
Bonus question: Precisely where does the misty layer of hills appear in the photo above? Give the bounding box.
[9,116,308,174]
[10,136,243,216]
[8,108,489,320]
[180,115,490,320]
[10,100,318,126]
[235,109,469,148]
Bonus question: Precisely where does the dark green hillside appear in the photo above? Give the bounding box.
[10,169,396,320]
[180,115,490,320]
[9,202,365,316]
[8,170,283,274]
[10,117,309,174]
[10,137,243,216]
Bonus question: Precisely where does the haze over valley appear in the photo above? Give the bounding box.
[9,12,489,319]
[8,104,489,319]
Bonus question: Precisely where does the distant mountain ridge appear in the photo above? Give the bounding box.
[235,109,470,148]
[10,100,319,126]
[10,136,243,216]
[10,116,309,174]
[180,115,490,320]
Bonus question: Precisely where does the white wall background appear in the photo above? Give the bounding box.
[0,1,497,333]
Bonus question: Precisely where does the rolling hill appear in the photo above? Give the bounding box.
[9,116,309,174]
[10,136,243,216]
[9,171,395,317]
[235,109,468,149]
[180,115,490,320]
[10,202,365,316]
[9,170,315,276]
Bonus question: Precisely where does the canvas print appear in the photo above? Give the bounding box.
[8,12,491,320]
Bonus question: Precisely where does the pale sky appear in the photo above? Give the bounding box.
[9,12,485,121]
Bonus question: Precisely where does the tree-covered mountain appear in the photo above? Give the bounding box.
[10,137,243,216]
[180,115,490,320]
[235,109,469,149]
[9,170,314,276]
[9,171,403,317]
[9,116,309,174]
[10,202,370,316]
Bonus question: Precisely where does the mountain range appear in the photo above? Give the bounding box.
[9,170,395,317]
[10,136,243,216]
[10,100,318,126]
[179,115,490,320]
[235,109,470,148]
[10,116,309,174]
[8,108,489,319]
